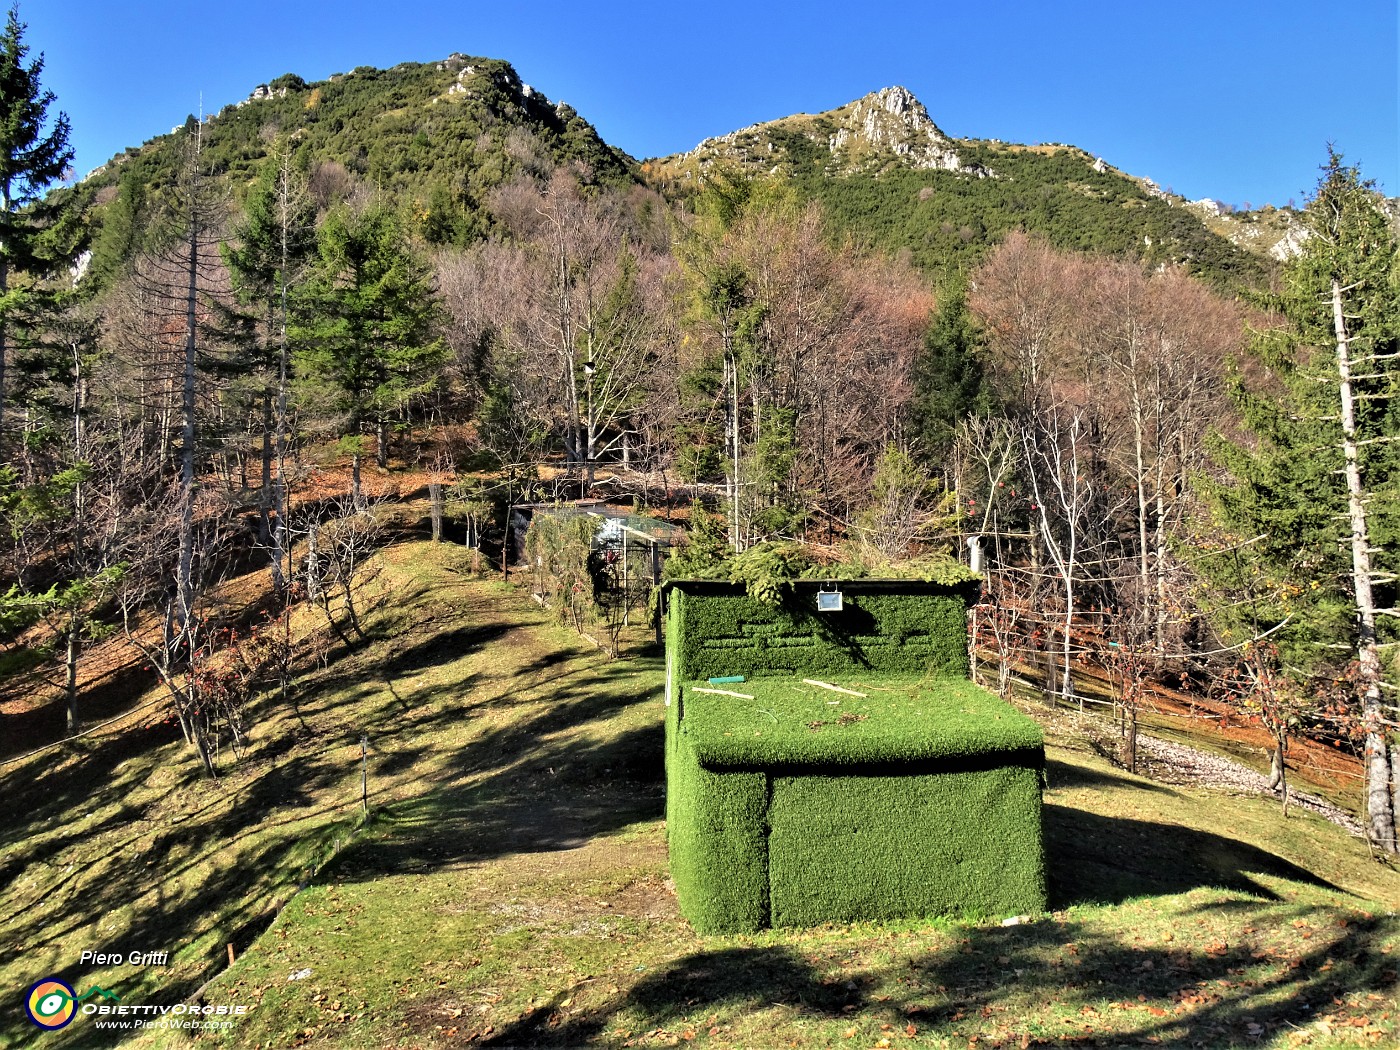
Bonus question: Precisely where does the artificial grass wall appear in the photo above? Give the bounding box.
[665,609,770,932]
[768,764,1046,926]
[665,727,771,933]
[667,582,977,682]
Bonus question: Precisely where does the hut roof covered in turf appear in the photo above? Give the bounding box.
[679,677,1043,768]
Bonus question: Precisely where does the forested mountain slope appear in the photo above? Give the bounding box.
[61,63,1283,293]
[64,53,636,279]
[647,86,1273,287]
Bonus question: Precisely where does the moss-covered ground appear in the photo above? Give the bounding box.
[0,541,1396,1049]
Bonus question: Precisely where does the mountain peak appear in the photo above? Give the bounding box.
[832,86,962,172]
[651,85,982,182]
[857,86,932,127]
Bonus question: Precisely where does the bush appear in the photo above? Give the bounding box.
[523,508,598,630]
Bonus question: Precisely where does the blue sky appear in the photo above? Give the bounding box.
[27,0,1399,208]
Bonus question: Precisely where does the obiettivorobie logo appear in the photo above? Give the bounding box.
[23,976,252,1034]
[25,978,121,1030]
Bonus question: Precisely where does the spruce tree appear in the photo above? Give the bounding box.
[223,145,314,591]
[1203,150,1399,850]
[0,3,71,425]
[292,203,446,502]
[908,282,993,465]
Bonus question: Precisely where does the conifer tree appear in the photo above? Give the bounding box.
[1204,150,1399,850]
[224,145,314,591]
[908,283,993,466]
[292,203,446,503]
[0,3,71,426]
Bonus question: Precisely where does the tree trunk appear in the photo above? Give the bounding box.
[342,586,365,640]
[1029,527,1055,699]
[1333,278,1396,853]
[1268,726,1291,816]
[65,612,81,734]
[730,353,743,551]
[0,254,8,430]
[429,481,443,542]
[306,526,321,601]
[271,153,295,599]
[1391,743,1400,848]
[190,704,217,778]
[1132,381,1151,630]
[176,199,199,647]
[376,417,389,469]
[1061,570,1076,708]
[1154,458,1170,657]
[259,391,275,547]
[66,341,87,735]
[723,353,738,550]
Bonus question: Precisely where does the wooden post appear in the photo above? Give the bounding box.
[361,733,368,815]
[429,481,443,542]
[652,542,664,648]
[502,507,512,581]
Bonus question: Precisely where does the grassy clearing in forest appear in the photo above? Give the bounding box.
[1,540,1396,1049]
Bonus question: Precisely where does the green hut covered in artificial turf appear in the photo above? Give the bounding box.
[663,578,1046,933]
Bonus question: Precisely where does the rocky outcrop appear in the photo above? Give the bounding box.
[236,83,288,108]
[673,86,987,179]
[438,61,539,105]
[828,86,964,172]
[1269,220,1311,260]
[69,249,92,287]
[1139,177,1170,201]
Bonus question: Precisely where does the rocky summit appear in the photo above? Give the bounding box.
[652,85,990,181]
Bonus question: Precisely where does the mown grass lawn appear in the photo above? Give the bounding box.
[2,540,1396,1049]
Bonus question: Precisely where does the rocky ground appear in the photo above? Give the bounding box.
[1132,733,1365,837]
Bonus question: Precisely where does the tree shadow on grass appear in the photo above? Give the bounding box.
[0,789,366,1049]
[478,946,846,1048]
[0,571,651,1045]
[464,777,1370,1046]
[376,622,518,680]
[515,649,574,675]
[1044,757,1177,794]
[473,913,1399,1049]
[323,703,665,880]
[0,658,161,760]
[4,755,364,962]
[1044,804,1344,908]
[898,910,1398,1048]
[0,718,184,850]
